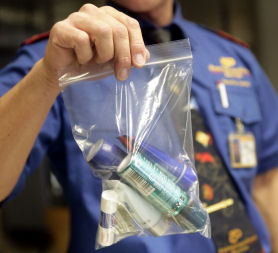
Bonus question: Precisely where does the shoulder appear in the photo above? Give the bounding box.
[181,20,250,51]
[15,32,49,65]
[0,32,49,87]
[20,32,49,58]
[21,31,50,46]
[206,27,250,49]
[195,23,250,49]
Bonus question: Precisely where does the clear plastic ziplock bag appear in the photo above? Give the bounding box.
[59,39,210,249]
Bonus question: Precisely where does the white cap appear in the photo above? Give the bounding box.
[101,190,118,214]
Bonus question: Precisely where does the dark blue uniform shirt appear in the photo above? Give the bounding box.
[1,3,278,253]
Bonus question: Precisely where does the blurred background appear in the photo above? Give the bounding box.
[0,0,277,252]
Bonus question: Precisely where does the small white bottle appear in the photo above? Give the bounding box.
[97,190,118,247]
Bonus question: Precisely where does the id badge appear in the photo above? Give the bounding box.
[229,132,257,168]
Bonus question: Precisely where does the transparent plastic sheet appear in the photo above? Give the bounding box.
[59,39,211,249]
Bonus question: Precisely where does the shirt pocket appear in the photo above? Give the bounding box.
[210,85,262,125]
[210,85,261,192]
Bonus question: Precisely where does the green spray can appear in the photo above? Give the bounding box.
[117,152,207,230]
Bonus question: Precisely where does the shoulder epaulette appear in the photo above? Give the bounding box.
[21,31,50,46]
[216,30,250,49]
[199,24,250,49]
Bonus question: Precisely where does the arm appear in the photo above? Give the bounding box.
[0,60,60,202]
[0,4,149,202]
[253,167,278,253]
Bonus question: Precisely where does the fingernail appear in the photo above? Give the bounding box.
[119,68,129,80]
[134,53,145,66]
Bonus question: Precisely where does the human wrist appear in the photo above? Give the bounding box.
[33,59,61,96]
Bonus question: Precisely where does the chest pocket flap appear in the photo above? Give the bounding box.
[211,85,262,124]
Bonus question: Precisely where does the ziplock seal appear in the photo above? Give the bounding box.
[59,39,193,89]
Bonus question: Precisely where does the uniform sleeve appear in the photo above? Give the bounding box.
[0,43,62,206]
[250,54,278,174]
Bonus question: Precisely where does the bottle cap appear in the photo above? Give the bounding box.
[101,190,118,214]
[176,197,207,231]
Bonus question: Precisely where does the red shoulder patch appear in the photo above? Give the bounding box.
[216,30,250,48]
[21,31,50,46]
